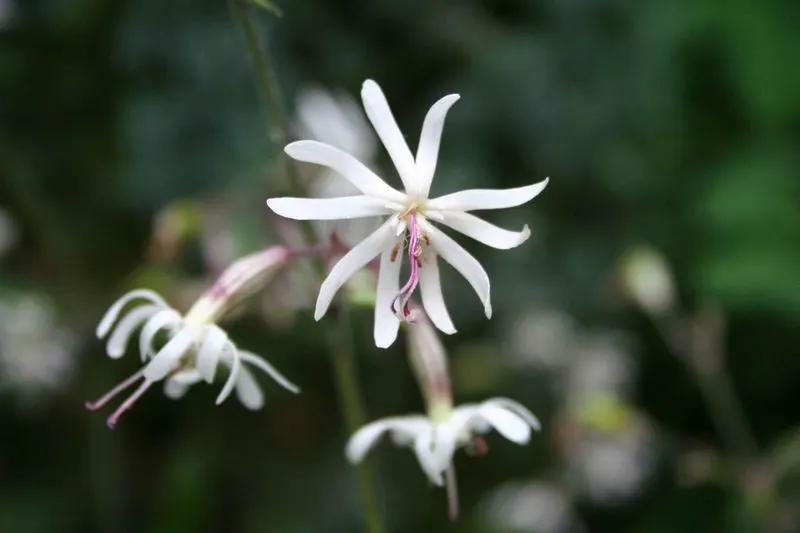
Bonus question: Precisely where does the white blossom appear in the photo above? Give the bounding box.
[86,289,299,427]
[345,398,540,486]
[268,79,549,348]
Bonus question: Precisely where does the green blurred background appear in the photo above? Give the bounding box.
[1,0,799,532]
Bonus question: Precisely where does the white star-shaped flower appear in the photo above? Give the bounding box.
[345,398,541,486]
[86,289,299,427]
[268,79,549,348]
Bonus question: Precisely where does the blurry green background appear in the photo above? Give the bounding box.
[1,0,799,532]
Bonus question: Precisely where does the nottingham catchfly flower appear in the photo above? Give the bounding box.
[267,79,549,348]
[86,248,299,427]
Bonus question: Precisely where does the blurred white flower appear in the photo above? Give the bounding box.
[481,481,585,533]
[508,308,578,369]
[346,398,540,486]
[619,246,676,317]
[565,333,634,406]
[87,288,299,427]
[0,294,76,395]
[269,79,549,347]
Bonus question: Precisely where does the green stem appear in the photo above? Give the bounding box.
[229,4,385,532]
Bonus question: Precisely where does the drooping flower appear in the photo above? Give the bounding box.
[268,79,549,348]
[86,248,299,427]
[346,398,541,487]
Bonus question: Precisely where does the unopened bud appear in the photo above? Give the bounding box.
[185,246,292,325]
[619,246,676,317]
[406,307,453,420]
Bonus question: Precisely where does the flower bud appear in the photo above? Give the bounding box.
[619,246,676,317]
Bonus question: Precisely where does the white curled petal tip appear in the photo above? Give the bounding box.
[163,378,190,400]
[416,93,460,198]
[105,304,160,359]
[96,289,168,338]
[197,326,227,383]
[437,211,531,250]
[142,326,197,382]
[233,365,265,410]
[428,177,550,212]
[476,403,532,444]
[239,351,300,394]
[138,308,182,362]
[345,419,398,464]
[484,397,542,432]
[215,342,241,405]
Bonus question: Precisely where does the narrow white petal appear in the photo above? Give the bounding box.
[196,326,226,383]
[234,365,264,410]
[428,178,550,212]
[215,342,241,405]
[419,252,456,334]
[285,140,404,202]
[437,211,530,250]
[413,425,457,486]
[96,289,168,338]
[143,326,197,381]
[266,196,393,221]
[315,218,396,320]
[105,304,159,359]
[476,404,532,444]
[345,416,427,463]
[163,378,190,400]
[239,351,300,394]
[416,94,460,198]
[420,220,492,318]
[361,79,418,193]
[138,309,182,362]
[483,397,542,432]
[373,248,402,348]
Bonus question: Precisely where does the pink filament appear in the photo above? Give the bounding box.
[85,368,153,428]
[391,212,422,321]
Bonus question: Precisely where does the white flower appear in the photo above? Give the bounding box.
[345,398,541,486]
[268,79,549,348]
[86,289,299,427]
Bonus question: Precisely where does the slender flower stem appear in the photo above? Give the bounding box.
[229,4,385,532]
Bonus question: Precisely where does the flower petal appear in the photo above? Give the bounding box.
[420,220,492,318]
[105,304,160,359]
[374,248,402,348]
[163,378,190,400]
[143,326,198,381]
[476,403,532,444]
[138,309,182,362]
[266,196,394,220]
[315,218,397,320]
[416,94,460,198]
[428,178,549,212]
[196,326,227,383]
[345,416,429,463]
[437,211,530,249]
[418,252,456,334]
[413,423,457,486]
[234,365,264,410]
[361,79,417,193]
[483,397,542,432]
[284,140,404,202]
[215,342,241,405]
[239,351,300,394]
[96,289,168,338]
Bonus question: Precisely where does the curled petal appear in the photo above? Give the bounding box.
[416,94,460,198]
[143,326,198,381]
[374,248,402,348]
[234,365,264,410]
[475,404,532,444]
[196,326,227,383]
[105,304,160,359]
[315,218,397,320]
[138,309,182,362]
[266,196,394,221]
[239,351,300,394]
[418,252,456,334]
[96,289,168,338]
[215,342,241,405]
[428,178,549,212]
[284,140,404,202]
[483,397,542,432]
[420,220,492,319]
[163,378,190,400]
[437,211,530,250]
[346,416,429,463]
[361,79,417,193]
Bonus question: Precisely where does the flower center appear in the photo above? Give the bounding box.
[391,206,429,323]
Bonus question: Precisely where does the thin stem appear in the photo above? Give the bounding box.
[229,4,385,532]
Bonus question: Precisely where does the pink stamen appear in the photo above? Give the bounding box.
[85,368,153,429]
[391,212,422,322]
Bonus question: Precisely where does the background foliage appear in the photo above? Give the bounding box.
[1,0,799,532]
